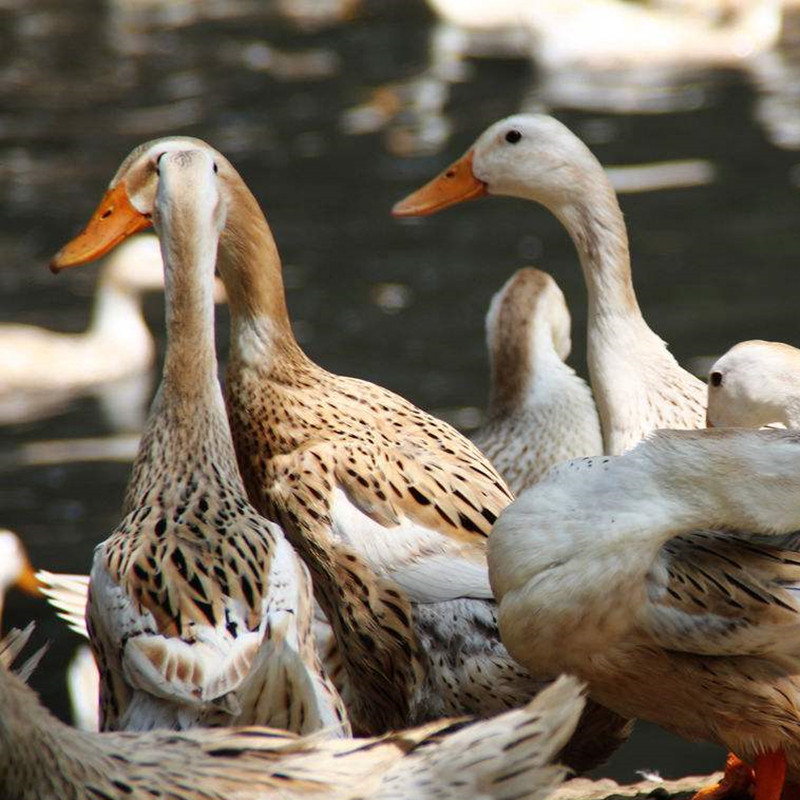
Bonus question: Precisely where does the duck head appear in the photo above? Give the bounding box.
[392,114,599,217]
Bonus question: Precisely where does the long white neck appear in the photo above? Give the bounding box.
[550,172,705,454]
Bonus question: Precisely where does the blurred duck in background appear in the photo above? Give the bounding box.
[394,114,707,456]
[1,236,161,393]
[347,0,782,154]
[0,234,225,429]
[472,268,602,494]
[707,339,800,428]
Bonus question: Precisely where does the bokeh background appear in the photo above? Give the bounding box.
[2,0,800,782]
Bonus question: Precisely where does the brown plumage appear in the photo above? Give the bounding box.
[49,136,630,770]
[0,625,587,800]
[54,148,347,736]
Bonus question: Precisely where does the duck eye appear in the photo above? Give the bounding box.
[155,152,166,176]
[213,162,218,174]
[505,130,522,144]
[710,371,723,387]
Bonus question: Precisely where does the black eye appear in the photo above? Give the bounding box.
[505,129,522,144]
[710,371,723,387]
[213,162,218,174]
[155,152,166,176]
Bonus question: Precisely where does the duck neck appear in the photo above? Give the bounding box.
[158,217,221,410]
[488,324,564,416]
[550,175,700,453]
[218,178,311,378]
[554,180,642,325]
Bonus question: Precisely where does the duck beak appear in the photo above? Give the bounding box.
[50,183,152,273]
[392,150,487,217]
[15,558,40,596]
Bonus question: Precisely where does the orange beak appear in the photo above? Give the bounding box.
[50,183,152,273]
[392,150,487,217]
[15,558,40,596]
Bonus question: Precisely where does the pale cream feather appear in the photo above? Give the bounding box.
[489,428,800,776]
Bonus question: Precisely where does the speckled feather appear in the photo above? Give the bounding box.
[85,151,347,736]
[226,349,522,732]
[0,627,586,800]
[59,135,628,765]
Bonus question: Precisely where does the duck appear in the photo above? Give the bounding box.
[487,427,800,800]
[48,136,630,770]
[0,235,160,393]
[424,0,780,69]
[0,529,39,623]
[0,234,226,427]
[0,624,585,800]
[472,268,603,494]
[707,340,800,429]
[51,148,347,736]
[393,113,707,456]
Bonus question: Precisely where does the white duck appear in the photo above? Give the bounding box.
[394,113,707,455]
[0,235,161,392]
[0,624,585,800]
[425,0,780,68]
[472,268,602,494]
[489,427,800,800]
[707,340,800,429]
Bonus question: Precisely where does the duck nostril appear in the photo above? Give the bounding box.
[710,371,723,387]
[101,208,113,220]
[445,170,455,178]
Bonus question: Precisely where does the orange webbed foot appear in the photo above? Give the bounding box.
[691,753,754,800]
[754,751,787,800]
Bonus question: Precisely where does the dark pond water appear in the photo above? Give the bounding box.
[2,0,800,782]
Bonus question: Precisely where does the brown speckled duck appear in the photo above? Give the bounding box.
[49,136,629,770]
[51,148,346,736]
[0,625,586,800]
